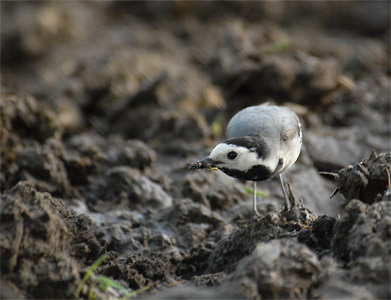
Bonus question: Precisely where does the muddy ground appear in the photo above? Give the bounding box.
[1,2,391,299]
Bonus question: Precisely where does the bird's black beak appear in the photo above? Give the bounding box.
[188,157,218,170]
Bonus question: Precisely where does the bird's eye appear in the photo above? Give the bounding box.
[227,151,238,160]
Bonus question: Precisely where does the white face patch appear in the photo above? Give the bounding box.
[209,143,277,173]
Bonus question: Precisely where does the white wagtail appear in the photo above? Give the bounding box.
[189,103,302,216]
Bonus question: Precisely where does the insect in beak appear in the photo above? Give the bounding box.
[188,157,218,170]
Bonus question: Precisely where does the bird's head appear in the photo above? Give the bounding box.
[189,135,281,181]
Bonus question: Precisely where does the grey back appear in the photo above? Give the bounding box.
[226,105,298,142]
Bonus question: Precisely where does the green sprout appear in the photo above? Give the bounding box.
[76,254,108,298]
[76,254,149,300]
[259,40,291,55]
[211,114,224,139]
[244,186,269,198]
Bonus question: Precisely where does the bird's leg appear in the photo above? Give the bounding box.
[253,181,261,216]
[279,174,290,210]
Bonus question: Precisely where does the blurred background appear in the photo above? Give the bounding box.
[1,1,390,213]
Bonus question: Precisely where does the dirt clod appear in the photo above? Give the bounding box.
[337,151,391,204]
[0,182,80,299]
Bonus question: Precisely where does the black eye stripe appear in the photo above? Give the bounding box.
[227,151,237,160]
[223,134,268,160]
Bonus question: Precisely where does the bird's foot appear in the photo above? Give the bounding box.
[280,183,316,227]
[280,182,295,211]
[253,207,261,217]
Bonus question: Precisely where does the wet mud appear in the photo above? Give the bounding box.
[1,2,390,299]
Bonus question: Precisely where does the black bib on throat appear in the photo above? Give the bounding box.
[220,158,283,181]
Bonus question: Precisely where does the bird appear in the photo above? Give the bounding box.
[188,103,302,216]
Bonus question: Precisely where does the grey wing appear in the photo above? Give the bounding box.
[277,108,302,172]
[279,108,302,142]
